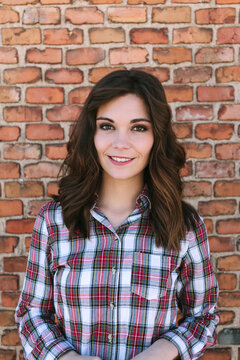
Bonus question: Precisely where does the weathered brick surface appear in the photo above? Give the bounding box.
[0,2,239,359]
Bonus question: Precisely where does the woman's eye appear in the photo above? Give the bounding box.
[99,123,114,130]
[133,125,147,132]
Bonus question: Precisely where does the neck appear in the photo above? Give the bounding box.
[97,174,144,213]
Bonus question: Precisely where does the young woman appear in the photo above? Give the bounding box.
[15,69,219,360]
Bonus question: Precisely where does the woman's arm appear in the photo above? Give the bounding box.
[133,217,219,360]
[15,206,74,359]
[160,217,219,360]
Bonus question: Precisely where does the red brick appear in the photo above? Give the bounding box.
[184,142,212,159]
[46,144,67,159]
[201,348,231,360]
[216,273,237,290]
[26,124,64,140]
[108,7,146,22]
[196,161,234,178]
[164,86,193,102]
[89,27,125,43]
[219,311,235,325]
[216,219,240,234]
[4,256,27,272]
[27,200,48,216]
[152,7,191,23]
[2,329,21,346]
[24,162,61,178]
[217,255,240,271]
[2,27,41,45]
[216,144,240,160]
[41,0,71,3]
[214,180,240,197]
[217,27,240,44]
[45,68,83,84]
[173,27,212,44]
[217,0,240,2]
[25,236,31,252]
[153,47,192,64]
[174,66,212,83]
[0,275,18,291]
[1,0,38,3]
[66,48,105,65]
[90,0,122,3]
[0,349,16,360]
[4,143,41,160]
[208,236,234,252]
[46,105,81,122]
[65,7,104,24]
[0,126,20,141]
[0,310,15,326]
[23,6,60,24]
[44,28,83,45]
[172,0,210,2]
[0,200,23,217]
[172,123,192,138]
[3,106,42,122]
[110,47,148,64]
[47,181,59,196]
[195,8,235,24]
[26,48,62,64]
[182,181,211,197]
[197,86,234,102]
[195,47,234,63]
[218,292,240,307]
[0,163,20,179]
[0,47,18,64]
[6,218,35,234]
[26,87,64,104]
[216,66,240,83]
[0,86,20,103]
[0,237,18,253]
[137,67,170,82]
[88,67,126,83]
[203,219,213,234]
[130,28,168,44]
[218,104,240,120]
[176,105,213,121]
[0,6,19,24]
[180,161,192,177]
[198,200,237,216]
[4,67,41,84]
[195,123,234,140]
[128,0,165,3]
[5,181,44,198]
[69,87,92,104]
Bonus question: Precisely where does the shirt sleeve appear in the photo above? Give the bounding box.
[15,206,74,360]
[161,217,219,360]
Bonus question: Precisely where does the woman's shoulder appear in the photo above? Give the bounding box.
[37,199,63,227]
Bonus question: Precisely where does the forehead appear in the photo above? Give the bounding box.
[96,94,149,120]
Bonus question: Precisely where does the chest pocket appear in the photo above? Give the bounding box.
[131,252,173,301]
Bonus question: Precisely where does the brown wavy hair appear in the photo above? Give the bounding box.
[54,69,199,251]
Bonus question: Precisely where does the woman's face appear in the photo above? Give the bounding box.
[94,93,154,183]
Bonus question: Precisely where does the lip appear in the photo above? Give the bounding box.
[107,155,135,166]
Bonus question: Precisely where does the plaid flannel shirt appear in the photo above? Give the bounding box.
[15,189,219,360]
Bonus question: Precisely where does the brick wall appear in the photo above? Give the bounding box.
[0,0,239,359]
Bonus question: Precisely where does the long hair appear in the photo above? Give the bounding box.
[54,69,199,251]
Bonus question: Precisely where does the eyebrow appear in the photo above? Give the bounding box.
[96,116,151,123]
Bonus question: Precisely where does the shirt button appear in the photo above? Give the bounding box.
[112,267,116,275]
[110,302,114,309]
[114,236,118,241]
[108,334,113,343]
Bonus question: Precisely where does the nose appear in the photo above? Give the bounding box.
[112,131,130,149]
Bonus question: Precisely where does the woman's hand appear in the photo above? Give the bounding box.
[60,351,102,360]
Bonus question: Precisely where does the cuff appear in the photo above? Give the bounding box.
[32,338,75,360]
[161,329,192,360]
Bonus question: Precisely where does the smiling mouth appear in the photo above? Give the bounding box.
[108,155,134,164]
